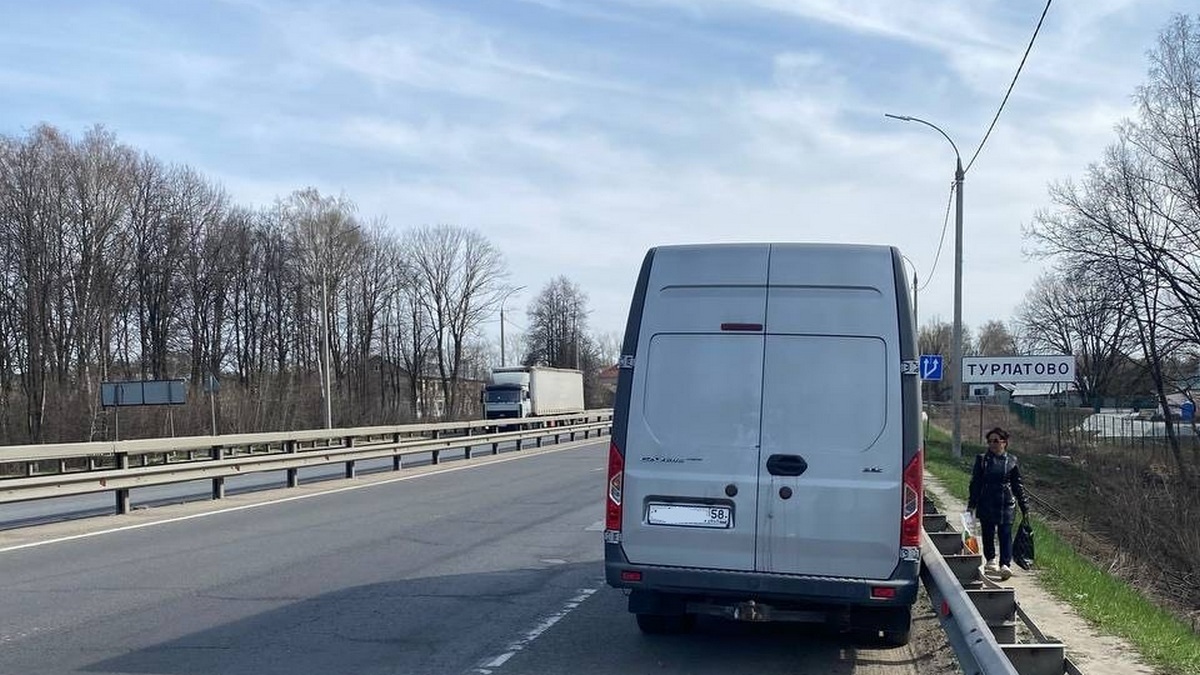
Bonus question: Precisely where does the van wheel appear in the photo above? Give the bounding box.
[635,613,694,634]
[880,627,911,647]
[853,606,911,647]
[877,606,912,647]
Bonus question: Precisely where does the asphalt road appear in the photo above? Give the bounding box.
[0,440,959,675]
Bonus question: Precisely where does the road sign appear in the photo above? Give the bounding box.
[101,379,187,407]
[920,355,943,381]
[970,384,995,398]
[962,355,1075,383]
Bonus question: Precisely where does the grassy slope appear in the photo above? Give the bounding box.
[923,424,1200,675]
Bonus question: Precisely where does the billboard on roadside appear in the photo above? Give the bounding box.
[101,379,187,407]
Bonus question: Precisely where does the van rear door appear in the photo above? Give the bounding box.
[754,245,903,580]
[619,245,768,573]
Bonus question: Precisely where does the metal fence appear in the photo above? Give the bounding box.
[1008,401,1200,453]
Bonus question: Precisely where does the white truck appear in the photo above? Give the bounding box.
[481,366,585,420]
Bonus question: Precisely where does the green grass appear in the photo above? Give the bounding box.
[924,427,1200,675]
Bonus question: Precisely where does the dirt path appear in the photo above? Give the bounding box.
[924,470,1158,675]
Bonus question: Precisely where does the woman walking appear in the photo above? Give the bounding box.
[967,427,1029,580]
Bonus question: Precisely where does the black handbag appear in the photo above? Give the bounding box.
[1012,516,1035,570]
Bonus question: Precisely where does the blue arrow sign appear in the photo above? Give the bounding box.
[920,355,943,381]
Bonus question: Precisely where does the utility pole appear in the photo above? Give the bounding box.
[887,113,966,457]
[499,286,525,367]
[952,157,965,458]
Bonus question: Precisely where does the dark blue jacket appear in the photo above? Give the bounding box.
[967,451,1028,524]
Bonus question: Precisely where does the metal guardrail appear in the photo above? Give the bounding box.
[922,500,1082,675]
[921,527,1019,675]
[0,411,613,515]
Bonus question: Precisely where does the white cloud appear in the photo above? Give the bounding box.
[2,0,1192,346]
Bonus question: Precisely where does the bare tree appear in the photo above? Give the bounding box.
[1016,269,1136,406]
[975,320,1018,357]
[403,225,507,419]
[593,330,622,367]
[344,218,397,422]
[1027,83,1195,482]
[284,188,361,428]
[59,127,134,439]
[524,276,590,369]
[918,317,974,402]
[0,125,71,441]
[524,276,609,405]
[0,123,501,439]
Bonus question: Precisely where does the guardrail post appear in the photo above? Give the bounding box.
[393,433,403,471]
[1001,644,1066,675]
[286,440,299,487]
[570,429,576,441]
[344,437,356,478]
[536,434,543,448]
[516,437,523,451]
[115,452,130,514]
[432,449,440,465]
[211,445,225,499]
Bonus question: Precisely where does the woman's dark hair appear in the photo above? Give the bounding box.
[985,427,1009,442]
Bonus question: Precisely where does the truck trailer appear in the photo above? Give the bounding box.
[481,366,585,419]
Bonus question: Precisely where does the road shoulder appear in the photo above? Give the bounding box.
[924,471,1157,675]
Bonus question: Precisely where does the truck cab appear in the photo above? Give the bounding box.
[482,370,532,419]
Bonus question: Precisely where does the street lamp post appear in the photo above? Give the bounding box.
[321,272,333,429]
[499,286,526,367]
[887,113,965,458]
[317,223,360,430]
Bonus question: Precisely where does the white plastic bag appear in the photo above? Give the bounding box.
[960,510,979,554]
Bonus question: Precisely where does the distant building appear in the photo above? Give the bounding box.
[1004,382,1080,407]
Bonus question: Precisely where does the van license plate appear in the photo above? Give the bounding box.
[647,504,731,528]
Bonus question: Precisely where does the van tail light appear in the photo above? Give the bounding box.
[605,441,624,534]
[900,448,923,549]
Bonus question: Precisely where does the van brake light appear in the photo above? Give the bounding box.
[606,442,624,534]
[900,448,923,548]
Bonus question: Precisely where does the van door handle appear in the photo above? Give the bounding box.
[766,454,808,476]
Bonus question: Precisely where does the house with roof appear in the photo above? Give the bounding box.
[1003,381,1081,407]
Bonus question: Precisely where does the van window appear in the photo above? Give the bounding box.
[760,335,887,452]
[642,334,762,448]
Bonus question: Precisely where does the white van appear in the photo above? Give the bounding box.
[604,243,923,645]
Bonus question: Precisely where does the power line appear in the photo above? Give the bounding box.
[920,182,956,292]
[965,0,1054,173]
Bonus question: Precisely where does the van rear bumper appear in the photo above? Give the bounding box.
[605,544,919,608]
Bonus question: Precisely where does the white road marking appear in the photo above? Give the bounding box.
[473,586,601,674]
[0,439,605,555]
[584,520,605,531]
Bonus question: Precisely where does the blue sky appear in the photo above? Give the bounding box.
[1,0,1191,347]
